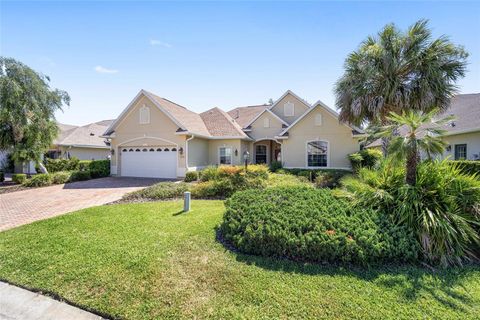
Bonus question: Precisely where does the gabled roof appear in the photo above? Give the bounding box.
[200,107,248,138]
[268,90,311,111]
[55,120,113,148]
[243,108,290,128]
[366,93,480,148]
[279,100,364,136]
[227,105,268,128]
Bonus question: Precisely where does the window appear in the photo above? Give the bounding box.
[255,145,267,164]
[315,113,322,126]
[284,101,294,117]
[263,117,270,128]
[139,105,150,124]
[455,144,467,160]
[307,141,328,167]
[219,147,232,165]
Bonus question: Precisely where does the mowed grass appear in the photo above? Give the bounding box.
[0,201,479,319]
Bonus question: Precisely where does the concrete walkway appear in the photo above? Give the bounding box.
[0,177,163,231]
[0,281,103,320]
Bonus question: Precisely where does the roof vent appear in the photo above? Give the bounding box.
[90,133,95,136]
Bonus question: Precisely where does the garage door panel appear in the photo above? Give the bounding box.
[120,147,177,178]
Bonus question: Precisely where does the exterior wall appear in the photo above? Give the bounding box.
[187,137,209,169]
[110,95,187,176]
[207,139,244,166]
[441,131,480,160]
[270,93,310,125]
[281,107,360,169]
[58,146,110,160]
[249,111,284,140]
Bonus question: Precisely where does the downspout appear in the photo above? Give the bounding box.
[185,135,195,171]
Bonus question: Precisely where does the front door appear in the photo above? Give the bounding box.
[255,145,267,164]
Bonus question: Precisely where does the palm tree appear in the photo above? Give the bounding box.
[334,20,468,154]
[374,109,454,185]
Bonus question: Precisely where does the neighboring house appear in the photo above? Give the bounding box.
[49,120,113,160]
[102,89,364,178]
[366,93,480,161]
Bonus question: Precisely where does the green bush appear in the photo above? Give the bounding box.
[266,173,312,188]
[78,160,91,171]
[51,171,72,184]
[123,182,189,201]
[87,160,110,178]
[269,160,283,172]
[45,157,80,172]
[69,170,91,182]
[349,149,383,172]
[221,187,419,265]
[315,170,351,188]
[339,159,480,266]
[199,166,219,182]
[0,171,4,182]
[191,175,266,199]
[12,173,27,184]
[23,174,52,187]
[184,171,199,182]
[449,160,480,176]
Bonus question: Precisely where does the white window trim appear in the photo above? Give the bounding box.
[218,146,233,165]
[284,101,295,117]
[254,143,268,164]
[139,104,150,124]
[305,140,329,168]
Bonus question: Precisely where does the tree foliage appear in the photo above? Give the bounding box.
[0,57,70,164]
[335,20,468,128]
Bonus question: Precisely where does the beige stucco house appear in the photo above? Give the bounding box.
[102,90,364,178]
[366,93,480,161]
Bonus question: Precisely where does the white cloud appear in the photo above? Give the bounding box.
[94,66,119,74]
[149,39,172,48]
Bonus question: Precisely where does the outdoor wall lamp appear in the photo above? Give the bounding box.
[446,145,452,152]
[111,149,115,156]
[234,149,238,157]
[179,147,184,155]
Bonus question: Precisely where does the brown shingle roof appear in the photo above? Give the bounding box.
[146,91,211,136]
[227,105,268,128]
[200,107,248,137]
[55,120,114,148]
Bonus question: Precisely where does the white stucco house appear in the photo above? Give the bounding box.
[102,90,365,178]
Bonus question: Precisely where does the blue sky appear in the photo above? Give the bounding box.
[1,1,479,125]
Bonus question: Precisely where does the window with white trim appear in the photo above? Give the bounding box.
[307,141,328,167]
[263,117,270,128]
[139,105,150,124]
[315,113,322,126]
[219,147,232,165]
[284,101,294,117]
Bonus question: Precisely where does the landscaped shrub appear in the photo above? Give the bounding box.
[123,182,189,201]
[184,171,199,182]
[220,187,419,265]
[0,171,4,182]
[69,170,91,182]
[45,157,80,172]
[12,173,27,184]
[339,159,480,266]
[23,174,52,187]
[199,166,219,182]
[51,171,72,184]
[269,160,283,172]
[349,149,383,172]
[315,170,351,188]
[191,175,266,199]
[449,160,480,177]
[78,160,91,171]
[266,173,311,188]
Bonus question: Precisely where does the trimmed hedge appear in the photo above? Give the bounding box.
[45,158,110,177]
[280,168,351,187]
[51,171,71,184]
[184,171,198,182]
[123,182,189,201]
[220,187,419,265]
[69,170,91,182]
[45,158,80,172]
[23,174,52,187]
[12,174,27,184]
[450,160,480,176]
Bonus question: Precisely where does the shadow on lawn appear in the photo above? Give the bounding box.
[215,229,479,312]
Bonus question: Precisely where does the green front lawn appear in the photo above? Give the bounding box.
[1,201,479,319]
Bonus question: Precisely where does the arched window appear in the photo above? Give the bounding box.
[156,148,162,152]
[129,149,134,152]
[122,149,127,152]
[142,148,148,152]
[149,148,155,152]
[171,148,177,151]
[164,148,170,152]
[139,105,150,124]
[307,141,328,167]
[135,149,140,152]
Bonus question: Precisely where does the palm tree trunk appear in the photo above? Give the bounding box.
[406,143,418,186]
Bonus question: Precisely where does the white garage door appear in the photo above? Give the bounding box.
[120,147,177,178]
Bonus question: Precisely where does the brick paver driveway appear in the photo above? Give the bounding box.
[0,177,163,231]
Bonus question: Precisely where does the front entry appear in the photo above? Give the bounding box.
[255,145,267,164]
[253,140,282,165]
